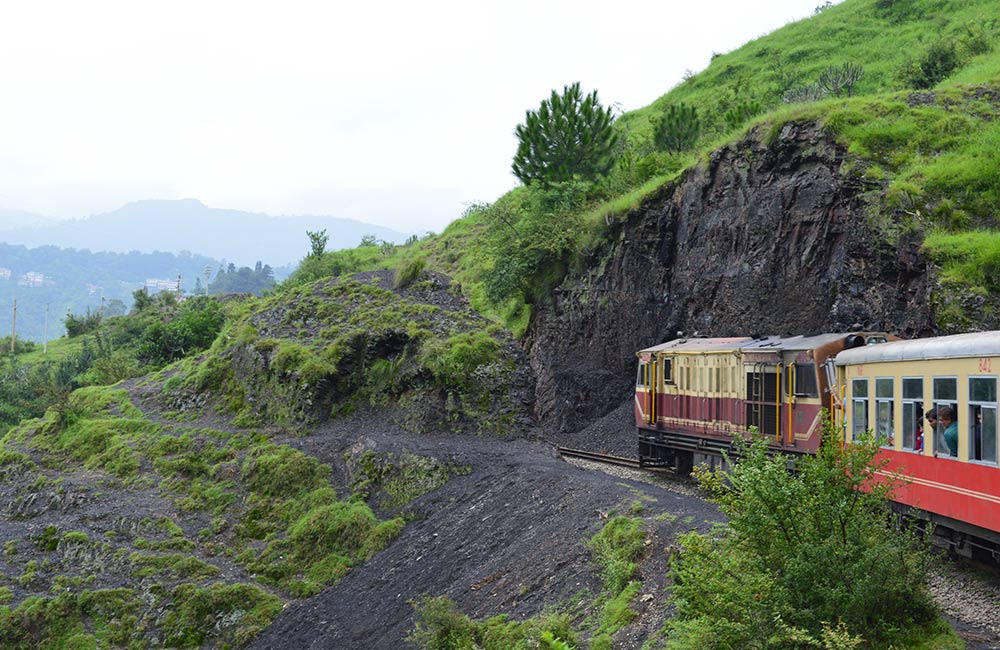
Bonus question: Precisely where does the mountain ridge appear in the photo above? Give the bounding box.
[0,198,411,267]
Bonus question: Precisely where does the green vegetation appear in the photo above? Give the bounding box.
[307,228,329,258]
[395,256,426,289]
[586,516,646,649]
[408,596,579,650]
[0,378,422,644]
[164,274,520,432]
[0,584,281,649]
[0,291,229,436]
[207,260,276,295]
[348,449,471,510]
[5,2,1000,647]
[651,428,943,649]
[512,82,618,185]
[0,242,220,344]
[274,1,1000,334]
[407,512,648,650]
[653,104,702,153]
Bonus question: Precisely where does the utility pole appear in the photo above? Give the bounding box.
[204,265,211,296]
[176,273,182,296]
[43,303,49,354]
[10,299,16,353]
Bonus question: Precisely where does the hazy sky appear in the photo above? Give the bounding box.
[0,1,834,233]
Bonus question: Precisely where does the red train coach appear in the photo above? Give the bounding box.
[833,331,1000,558]
[635,332,890,474]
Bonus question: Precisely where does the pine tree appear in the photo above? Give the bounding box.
[653,103,701,153]
[511,83,618,185]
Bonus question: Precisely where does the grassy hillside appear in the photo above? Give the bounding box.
[2,2,996,646]
[620,0,1000,141]
[287,0,1000,337]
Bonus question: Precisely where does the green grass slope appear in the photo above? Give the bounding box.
[620,0,1000,141]
[286,0,1000,336]
[161,270,530,434]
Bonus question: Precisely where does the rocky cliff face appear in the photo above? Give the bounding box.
[526,122,936,432]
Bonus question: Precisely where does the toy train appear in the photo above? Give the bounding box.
[635,331,1000,561]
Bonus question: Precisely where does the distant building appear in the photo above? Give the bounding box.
[145,278,178,294]
[17,271,46,287]
[0,267,10,281]
[85,283,103,295]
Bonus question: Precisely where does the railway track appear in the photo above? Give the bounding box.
[556,447,644,468]
[556,447,680,477]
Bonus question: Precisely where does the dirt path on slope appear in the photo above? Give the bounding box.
[248,416,722,650]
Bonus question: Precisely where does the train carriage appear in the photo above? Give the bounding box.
[834,331,1000,557]
[636,332,889,473]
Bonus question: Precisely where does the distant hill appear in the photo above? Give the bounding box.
[0,199,411,267]
[0,208,56,232]
[0,243,228,342]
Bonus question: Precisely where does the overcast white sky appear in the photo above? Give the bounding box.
[0,0,834,233]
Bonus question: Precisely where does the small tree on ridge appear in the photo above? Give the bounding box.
[511,82,618,185]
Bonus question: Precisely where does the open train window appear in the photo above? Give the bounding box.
[969,376,997,465]
[933,377,958,457]
[875,378,894,447]
[901,377,923,452]
[851,378,869,441]
[636,362,647,388]
[663,358,673,384]
[793,363,818,397]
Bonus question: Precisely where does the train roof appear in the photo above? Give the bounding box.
[638,337,751,355]
[638,333,878,356]
[835,330,1000,365]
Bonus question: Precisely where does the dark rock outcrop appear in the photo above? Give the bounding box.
[527,122,935,432]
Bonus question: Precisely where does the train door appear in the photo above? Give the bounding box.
[644,358,658,427]
[745,363,781,439]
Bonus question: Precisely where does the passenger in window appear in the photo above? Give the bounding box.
[914,406,924,451]
[938,406,958,457]
[972,408,983,460]
[924,408,937,453]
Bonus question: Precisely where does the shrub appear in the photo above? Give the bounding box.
[408,596,476,650]
[0,337,36,354]
[287,501,377,561]
[722,99,763,130]
[135,297,224,365]
[241,444,330,498]
[395,257,426,289]
[663,426,937,648]
[419,331,501,390]
[587,516,646,593]
[64,310,102,338]
[818,62,863,97]
[653,103,701,152]
[160,583,282,647]
[897,39,960,89]
[407,596,580,650]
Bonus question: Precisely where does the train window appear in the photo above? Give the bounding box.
[852,378,869,441]
[875,378,894,447]
[968,377,997,465]
[933,377,958,457]
[636,363,647,388]
[793,363,818,397]
[663,358,673,384]
[901,377,923,452]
